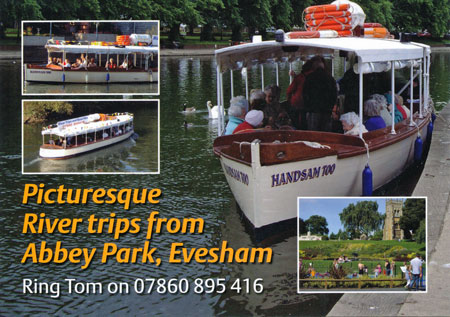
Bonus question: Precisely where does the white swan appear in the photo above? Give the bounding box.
[206,101,225,119]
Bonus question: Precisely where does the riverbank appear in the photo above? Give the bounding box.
[2,45,449,60]
[328,103,450,316]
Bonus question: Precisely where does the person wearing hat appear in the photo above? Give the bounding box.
[233,110,264,134]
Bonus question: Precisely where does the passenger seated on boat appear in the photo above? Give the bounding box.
[224,96,248,135]
[88,58,97,67]
[370,94,392,126]
[119,58,129,69]
[263,84,290,129]
[363,99,386,131]
[249,89,266,111]
[72,58,82,70]
[46,57,53,66]
[384,93,405,124]
[233,110,264,134]
[102,132,109,138]
[62,58,71,68]
[106,58,117,70]
[303,58,337,132]
[48,139,55,145]
[340,112,368,136]
[397,95,411,119]
[80,56,88,69]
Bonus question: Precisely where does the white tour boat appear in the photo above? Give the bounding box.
[213,32,433,238]
[40,112,134,159]
[25,38,158,84]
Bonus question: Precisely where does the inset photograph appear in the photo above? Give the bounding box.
[298,197,426,293]
[22,20,159,95]
[22,99,159,174]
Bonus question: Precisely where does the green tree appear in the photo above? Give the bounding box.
[415,219,426,244]
[371,229,384,240]
[329,232,337,240]
[339,201,383,238]
[337,229,349,240]
[270,0,293,31]
[24,101,74,123]
[358,0,394,30]
[221,0,244,41]
[239,0,273,39]
[399,198,425,240]
[305,215,329,235]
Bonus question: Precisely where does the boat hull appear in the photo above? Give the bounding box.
[25,66,157,83]
[215,115,430,230]
[40,131,133,159]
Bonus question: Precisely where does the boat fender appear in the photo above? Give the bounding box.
[106,73,110,82]
[362,164,373,196]
[62,73,65,82]
[427,121,433,144]
[431,112,436,123]
[414,135,423,162]
[131,133,139,140]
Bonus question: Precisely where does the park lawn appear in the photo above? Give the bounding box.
[299,240,425,261]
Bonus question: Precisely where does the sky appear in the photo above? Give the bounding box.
[298,198,405,235]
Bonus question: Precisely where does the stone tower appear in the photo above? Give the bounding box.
[383,199,404,240]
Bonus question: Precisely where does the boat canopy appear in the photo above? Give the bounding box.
[45,44,158,55]
[215,37,430,72]
[42,114,133,137]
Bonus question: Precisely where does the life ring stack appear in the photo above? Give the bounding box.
[286,0,390,39]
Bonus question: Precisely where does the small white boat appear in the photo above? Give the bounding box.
[25,39,158,84]
[212,33,433,238]
[40,112,134,159]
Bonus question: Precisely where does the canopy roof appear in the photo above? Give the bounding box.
[46,44,158,55]
[215,37,430,72]
[42,114,133,137]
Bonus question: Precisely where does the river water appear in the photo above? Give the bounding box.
[0,52,449,315]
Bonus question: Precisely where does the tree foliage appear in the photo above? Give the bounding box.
[2,0,449,40]
[305,215,329,235]
[339,201,383,238]
[24,101,74,123]
[399,198,426,240]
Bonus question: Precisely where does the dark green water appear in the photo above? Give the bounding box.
[0,52,449,315]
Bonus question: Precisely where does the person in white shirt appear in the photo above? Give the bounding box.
[410,254,422,291]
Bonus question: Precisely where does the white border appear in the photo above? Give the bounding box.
[22,99,160,175]
[297,196,428,294]
[21,20,160,96]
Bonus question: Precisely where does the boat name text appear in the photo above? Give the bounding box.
[271,164,336,187]
[223,163,249,186]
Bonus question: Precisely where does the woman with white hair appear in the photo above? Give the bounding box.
[363,99,386,131]
[224,96,249,135]
[233,110,264,134]
[340,112,368,136]
[370,94,392,126]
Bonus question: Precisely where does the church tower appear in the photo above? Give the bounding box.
[383,199,404,240]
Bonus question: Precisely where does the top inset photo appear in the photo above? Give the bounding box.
[22,20,159,95]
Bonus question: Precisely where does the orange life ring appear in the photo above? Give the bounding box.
[287,30,353,39]
[304,3,350,14]
[308,24,353,31]
[305,10,351,21]
[306,17,352,27]
[363,27,390,38]
[364,23,383,28]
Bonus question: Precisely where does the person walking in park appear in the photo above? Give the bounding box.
[410,254,423,291]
